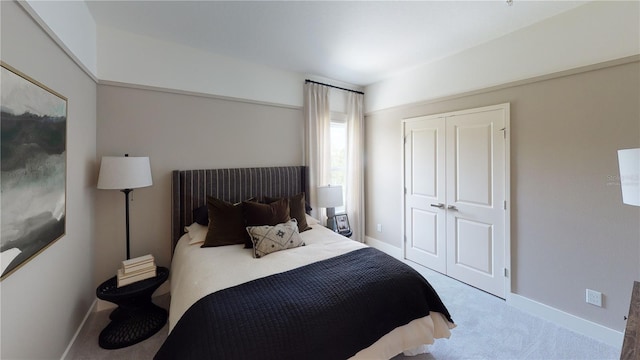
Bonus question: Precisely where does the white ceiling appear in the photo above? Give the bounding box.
[85,1,589,87]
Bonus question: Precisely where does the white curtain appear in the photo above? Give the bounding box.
[345,92,365,242]
[304,82,331,223]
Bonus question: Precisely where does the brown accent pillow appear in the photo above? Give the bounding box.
[201,196,248,248]
[242,198,290,248]
[265,193,311,233]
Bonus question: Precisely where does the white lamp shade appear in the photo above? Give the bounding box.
[317,185,343,208]
[618,148,640,206]
[97,156,153,190]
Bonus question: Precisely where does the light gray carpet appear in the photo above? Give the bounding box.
[391,263,620,360]
[66,264,620,360]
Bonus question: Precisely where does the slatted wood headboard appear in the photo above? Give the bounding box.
[171,166,308,250]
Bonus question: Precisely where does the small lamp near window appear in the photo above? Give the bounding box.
[97,154,153,260]
[618,148,640,207]
[317,185,343,231]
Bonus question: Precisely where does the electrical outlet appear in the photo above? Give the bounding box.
[586,289,602,307]
[376,224,382,232]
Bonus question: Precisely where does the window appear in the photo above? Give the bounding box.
[330,113,347,214]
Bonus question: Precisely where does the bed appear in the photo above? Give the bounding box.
[155,166,454,359]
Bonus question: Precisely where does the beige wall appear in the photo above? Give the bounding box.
[1,1,97,358]
[4,0,636,355]
[365,60,640,332]
[95,84,304,286]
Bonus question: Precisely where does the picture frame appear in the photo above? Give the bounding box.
[335,214,352,237]
[1,62,67,280]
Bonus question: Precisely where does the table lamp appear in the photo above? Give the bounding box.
[317,185,343,231]
[97,154,153,260]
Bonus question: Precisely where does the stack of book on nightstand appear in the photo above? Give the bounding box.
[117,254,156,287]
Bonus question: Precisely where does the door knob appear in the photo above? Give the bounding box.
[430,203,445,208]
[447,205,458,211]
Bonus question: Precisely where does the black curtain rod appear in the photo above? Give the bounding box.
[305,79,364,95]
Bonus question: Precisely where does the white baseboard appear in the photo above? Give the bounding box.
[364,235,624,349]
[60,299,97,360]
[365,236,403,259]
[508,294,623,348]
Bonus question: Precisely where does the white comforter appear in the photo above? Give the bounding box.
[169,223,454,359]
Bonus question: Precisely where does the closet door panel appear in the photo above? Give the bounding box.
[446,108,506,298]
[404,116,446,273]
[453,218,493,275]
[455,123,493,206]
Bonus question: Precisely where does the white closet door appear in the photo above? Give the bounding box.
[445,107,506,298]
[404,116,446,274]
[403,104,509,299]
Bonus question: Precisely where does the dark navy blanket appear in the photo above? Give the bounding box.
[155,247,452,360]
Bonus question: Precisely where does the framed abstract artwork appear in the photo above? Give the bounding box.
[1,62,67,280]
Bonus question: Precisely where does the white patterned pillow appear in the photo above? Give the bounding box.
[246,219,304,258]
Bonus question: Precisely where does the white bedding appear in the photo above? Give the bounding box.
[169,223,454,359]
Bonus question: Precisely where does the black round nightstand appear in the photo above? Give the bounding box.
[96,266,169,349]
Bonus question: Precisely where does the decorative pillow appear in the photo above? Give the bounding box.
[193,205,209,226]
[193,197,255,226]
[201,196,249,248]
[247,219,304,258]
[184,222,208,245]
[264,193,311,233]
[242,198,290,248]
